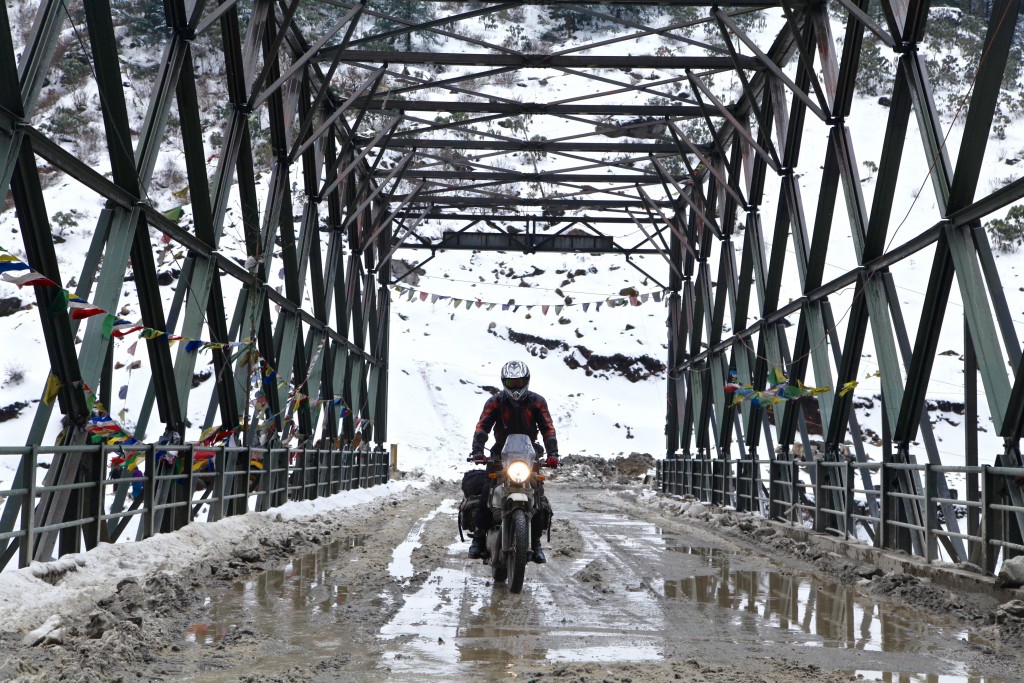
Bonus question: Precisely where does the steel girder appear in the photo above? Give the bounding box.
[657,0,1022,563]
[0,0,394,558]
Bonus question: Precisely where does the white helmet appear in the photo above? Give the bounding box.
[500,360,530,402]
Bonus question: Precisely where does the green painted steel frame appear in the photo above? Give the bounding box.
[0,0,390,558]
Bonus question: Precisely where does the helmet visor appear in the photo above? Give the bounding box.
[502,376,528,391]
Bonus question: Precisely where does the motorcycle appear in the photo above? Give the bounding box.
[469,434,549,593]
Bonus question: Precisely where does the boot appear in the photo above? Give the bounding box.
[468,533,489,560]
[531,538,547,564]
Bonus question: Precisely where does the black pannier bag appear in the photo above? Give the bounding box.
[459,496,479,535]
[458,469,490,538]
[461,469,489,497]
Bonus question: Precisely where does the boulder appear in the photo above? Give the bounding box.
[855,564,884,579]
[995,599,1024,624]
[996,555,1024,588]
[0,297,22,317]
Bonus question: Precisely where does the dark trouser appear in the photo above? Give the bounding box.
[475,469,550,543]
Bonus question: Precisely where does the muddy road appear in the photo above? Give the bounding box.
[2,474,1023,682]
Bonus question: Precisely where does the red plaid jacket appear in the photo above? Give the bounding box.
[471,390,558,457]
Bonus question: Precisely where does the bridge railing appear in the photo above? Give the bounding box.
[657,456,1024,576]
[0,444,391,571]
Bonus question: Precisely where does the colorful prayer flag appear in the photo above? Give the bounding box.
[67,294,105,320]
[42,372,63,405]
[1,271,58,287]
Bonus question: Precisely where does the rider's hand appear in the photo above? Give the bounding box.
[545,455,559,469]
[471,452,488,464]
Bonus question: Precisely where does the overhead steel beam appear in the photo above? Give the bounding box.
[409,231,654,254]
[355,99,720,117]
[388,196,672,209]
[394,0,785,4]
[387,170,684,184]
[318,49,762,70]
[383,139,692,153]
[395,211,661,224]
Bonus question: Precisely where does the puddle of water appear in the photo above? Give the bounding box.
[184,533,366,645]
[379,566,473,669]
[658,540,1005,681]
[854,672,1002,682]
[658,551,981,654]
[389,499,457,581]
[378,511,670,677]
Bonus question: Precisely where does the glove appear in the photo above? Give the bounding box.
[546,455,559,469]
[471,452,487,464]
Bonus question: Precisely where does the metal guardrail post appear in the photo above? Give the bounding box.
[334,448,342,493]
[343,448,349,491]
[20,446,37,568]
[302,448,310,499]
[315,448,323,495]
[261,448,272,512]
[845,460,855,540]
[143,444,156,540]
[878,461,889,549]
[724,460,731,506]
[813,461,824,532]
[213,446,226,521]
[699,458,706,500]
[924,463,937,563]
[93,447,106,544]
[753,458,761,511]
[186,446,195,522]
[244,447,252,512]
[981,465,992,572]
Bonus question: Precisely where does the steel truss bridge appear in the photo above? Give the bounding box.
[0,0,1023,575]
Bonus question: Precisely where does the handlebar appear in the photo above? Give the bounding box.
[466,455,555,467]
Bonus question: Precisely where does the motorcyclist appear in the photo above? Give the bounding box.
[468,360,558,563]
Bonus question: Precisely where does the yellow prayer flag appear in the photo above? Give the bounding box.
[42,372,63,405]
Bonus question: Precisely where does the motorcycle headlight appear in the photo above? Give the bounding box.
[507,461,531,484]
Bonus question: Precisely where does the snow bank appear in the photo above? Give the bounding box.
[0,480,427,633]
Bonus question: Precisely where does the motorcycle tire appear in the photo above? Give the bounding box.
[508,508,529,593]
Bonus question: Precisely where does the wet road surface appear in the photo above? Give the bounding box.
[185,488,1011,682]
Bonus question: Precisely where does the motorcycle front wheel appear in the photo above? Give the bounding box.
[508,508,529,593]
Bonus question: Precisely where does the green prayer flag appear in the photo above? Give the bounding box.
[46,289,70,317]
[101,314,116,340]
